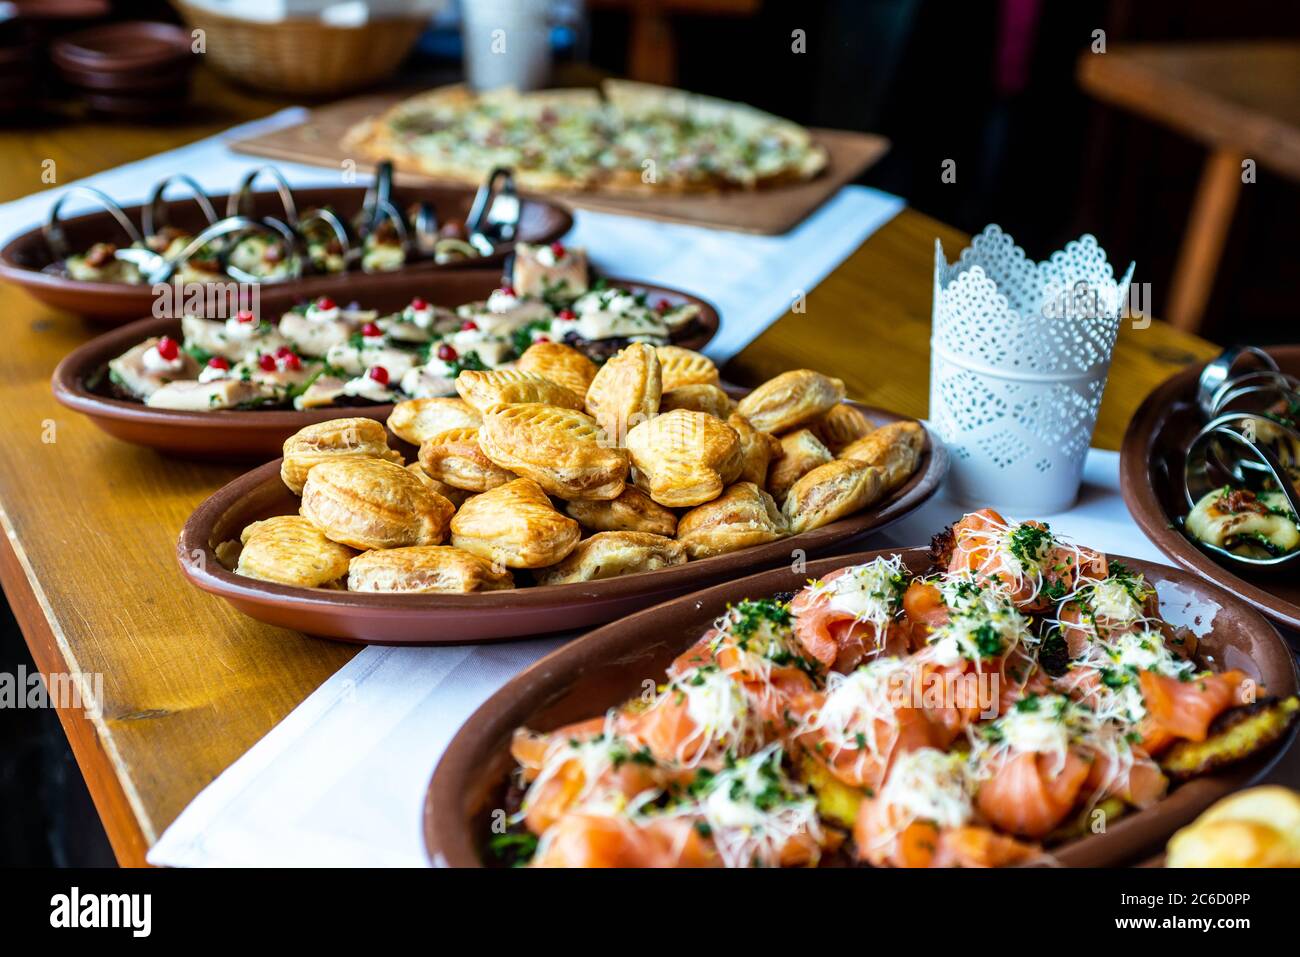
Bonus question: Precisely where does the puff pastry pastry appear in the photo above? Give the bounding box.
[300,457,455,550]
[583,342,661,444]
[387,397,482,446]
[406,462,472,508]
[837,420,924,491]
[767,429,834,504]
[625,409,742,507]
[533,531,687,585]
[347,545,514,594]
[676,482,788,559]
[450,477,582,568]
[659,383,733,419]
[478,403,627,500]
[516,341,598,399]
[735,369,845,434]
[655,345,719,391]
[455,368,585,413]
[281,417,404,495]
[811,403,874,452]
[564,485,678,537]
[727,413,783,487]
[235,515,356,588]
[418,427,516,492]
[782,459,884,534]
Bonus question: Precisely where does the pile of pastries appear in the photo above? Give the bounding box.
[223,343,925,594]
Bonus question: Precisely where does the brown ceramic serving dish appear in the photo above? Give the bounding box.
[0,185,573,323]
[1121,345,1300,631]
[51,272,720,460]
[425,548,1298,868]
[175,409,946,644]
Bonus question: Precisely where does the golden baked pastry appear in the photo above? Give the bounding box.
[455,368,585,413]
[659,383,733,419]
[406,462,472,508]
[417,427,516,492]
[838,420,925,491]
[478,403,627,501]
[625,409,742,507]
[1166,786,1300,867]
[655,345,719,391]
[347,545,514,594]
[450,478,582,568]
[533,531,687,585]
[281,417,404,495]
[564,486,678,537]
[767,429,833,504]
[782,459,884,534]
[387,397,482,446]
[811,403,874,452]
[735,369,845,434]
[583,342,661,444]
[235,515,356,588]
[516,341,598,398]
[727,412,783,487]
[676,482,788,559]
[300,457,455,550]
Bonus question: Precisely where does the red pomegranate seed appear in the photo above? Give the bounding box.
[316,297,336,310]
[497,284,515,297]
[361,321,382,337]
[410,297,428,310]
[274,345,294,358]
[281,353,302,371]
[437,344,458,361]
[156,336,179,360]
[549,241,565,258]
[557,309,576,320]
[234,309,256,324]
[367,365,389,385]
[656,298,672,311]
[460,319,479,331]
[535,336,551,343]
[207,356,230,370]
[258,353,277,372]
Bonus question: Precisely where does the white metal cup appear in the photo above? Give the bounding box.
[928,227,1134,514]
[461,0,552,92]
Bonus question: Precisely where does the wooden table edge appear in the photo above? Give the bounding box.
[0,503,153,867]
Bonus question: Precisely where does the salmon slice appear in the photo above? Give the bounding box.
[853,797,944,868]
[933,826,1040,868]
[1138,670,1247,753]
[902,579,949,635]
[790,567,910,672]
[510,717,608,777]
[945,509,1107,611]
[975,749,1092,838]
[794,690,937,791]
[532,814,718,868]
[1084,745,1168,809]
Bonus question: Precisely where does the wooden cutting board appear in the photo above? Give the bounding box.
[228,92,891,235]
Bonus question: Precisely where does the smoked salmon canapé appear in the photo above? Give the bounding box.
[486,512,1299,868]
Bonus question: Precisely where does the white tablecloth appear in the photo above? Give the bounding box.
[148,449,1171,866]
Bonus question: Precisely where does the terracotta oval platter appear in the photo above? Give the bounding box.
[0,183,572,323]
[425,547,1298,867]
[1120,345,1300,631]
[51,272,719,460]
[176,409,947,644]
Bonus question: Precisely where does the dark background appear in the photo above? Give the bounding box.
[4,0,1298,866]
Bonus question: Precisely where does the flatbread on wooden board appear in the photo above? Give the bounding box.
[341,81,829,195]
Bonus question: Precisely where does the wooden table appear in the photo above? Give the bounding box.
[1078,42,1300,334]
[0,73,1221,867]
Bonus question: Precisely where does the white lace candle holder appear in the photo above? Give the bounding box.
[929,226,1134,514]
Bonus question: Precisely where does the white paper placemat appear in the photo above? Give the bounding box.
[0,108,904,363]
[148,448,1170,867]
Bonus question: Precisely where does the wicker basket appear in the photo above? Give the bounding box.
[172,1,429,96]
